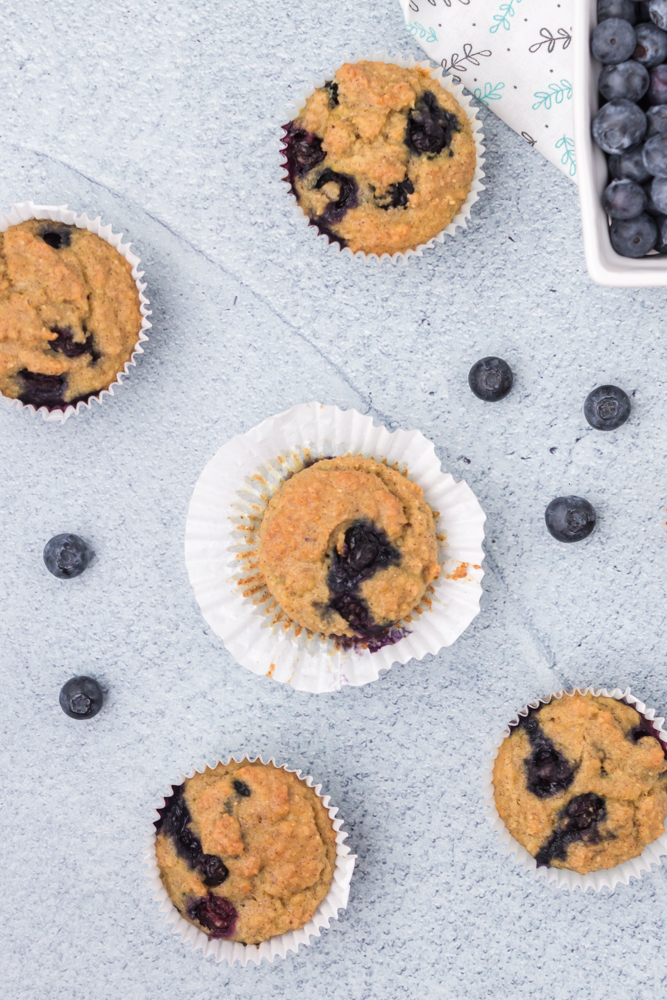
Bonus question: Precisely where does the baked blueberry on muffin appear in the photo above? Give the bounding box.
[155,760,337,945]
[0,220,142,410]
[257,456,440,643]
[493,693,667,874]
[282,61,476,255]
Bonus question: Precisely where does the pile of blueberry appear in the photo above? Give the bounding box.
[468,358,631,542]
[592,0,667,256]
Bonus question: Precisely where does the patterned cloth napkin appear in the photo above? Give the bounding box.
[397,0,576,180]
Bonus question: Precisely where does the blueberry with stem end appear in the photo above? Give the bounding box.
[59,676,104,719]
[545,497,597,543]
[591,19,637,64]
[584,385,631,430]
[649,0,667,29]
[43,533,92,579]
[468,357,513,401]
[610,212,658,255]
[633,22,667,68]
[592,100,647,155]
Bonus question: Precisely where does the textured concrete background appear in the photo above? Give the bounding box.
[1,1,666,998]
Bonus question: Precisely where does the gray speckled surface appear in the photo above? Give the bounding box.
[1,1,667,997]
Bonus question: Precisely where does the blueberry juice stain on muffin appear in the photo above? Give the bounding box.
[0,220,142,410]
[493,694,667,874]
[281,61,476,256]
[256,456,440,647]
[155,761,337,945]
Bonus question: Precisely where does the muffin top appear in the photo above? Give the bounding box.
[283,61,476,256]
[257,455,440,640]
[155,760,337,945]
[0,220,142,409]
[493,693,667,875]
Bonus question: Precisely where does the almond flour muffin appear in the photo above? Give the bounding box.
[155,760,337,945]
[493,693,667,875]
[282,61,476,256]
[257,455,440,641]
[0,220,142,410]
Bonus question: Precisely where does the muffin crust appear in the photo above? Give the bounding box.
[156,760,337,945]
[0,220,142,408]
[493,694,667,874]
[257,455,440,638]
[283,61,476,255]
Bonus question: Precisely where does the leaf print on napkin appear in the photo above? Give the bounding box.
[490,0,523,34]
[441,43,493,77]
[555,135,576,176]
[532,79,572,110]
[474,81,505,106]
[407,20,438,43]
[529,28,572,54]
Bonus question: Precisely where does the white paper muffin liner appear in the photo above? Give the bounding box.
[185,402,486,693]
[485,687,667,894]
[144,753,355,966]
[280,51,486,264]
[0,201,152,422]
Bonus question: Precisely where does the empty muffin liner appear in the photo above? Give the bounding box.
[280,51,486,264]
[144,753,355,966]
[184,401,486,693]
[0,201,152,423]
[485,686,667,893]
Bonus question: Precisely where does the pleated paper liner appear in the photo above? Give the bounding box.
[145,754,355,966]
[0,201,152,423]
[185,402,486,693]
[485,687,667,893]
[280,51,486,264]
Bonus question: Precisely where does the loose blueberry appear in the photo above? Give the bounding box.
[187,894,238,939]
[592,18,637,63]
[584,384,631,430]
[468,356,513,401]
[39,224,71,249]
[59,676,104,720]
[609,145,652,183]
[405,91,460,156]
[599,60,649,100]
[649,174,667,213]
[649,0,667,28]
[545,497,596,543]
[603,178,647,217]
[647,105,667,138]
[314,168,359,225]
[648,62,667,103]
[610,211,658,254]
[599,0,637,21]
[375,176,415,210]
[643,132,667,176]
[634,21,667,66]
[281,121,326,187]
[233,779,251,797]
[592,99,647,155]
[43,533,92,579]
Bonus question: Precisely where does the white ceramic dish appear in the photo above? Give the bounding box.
[573,0,667,286]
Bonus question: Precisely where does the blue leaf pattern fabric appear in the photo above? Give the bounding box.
[399,0,575,180]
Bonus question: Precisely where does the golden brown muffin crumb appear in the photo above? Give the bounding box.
[493,694,667,874]
[283,61,476,255]
[155,760,337,945]
[0,220,142,408]
[257,455,440,638]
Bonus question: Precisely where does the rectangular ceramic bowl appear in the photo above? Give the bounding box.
[573,0,667,286]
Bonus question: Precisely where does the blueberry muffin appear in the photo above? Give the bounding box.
[155,760,337,945]
[257,456,440,642]
[0,220,142,410]
[282,61,476,255]
[493,693,667,874]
